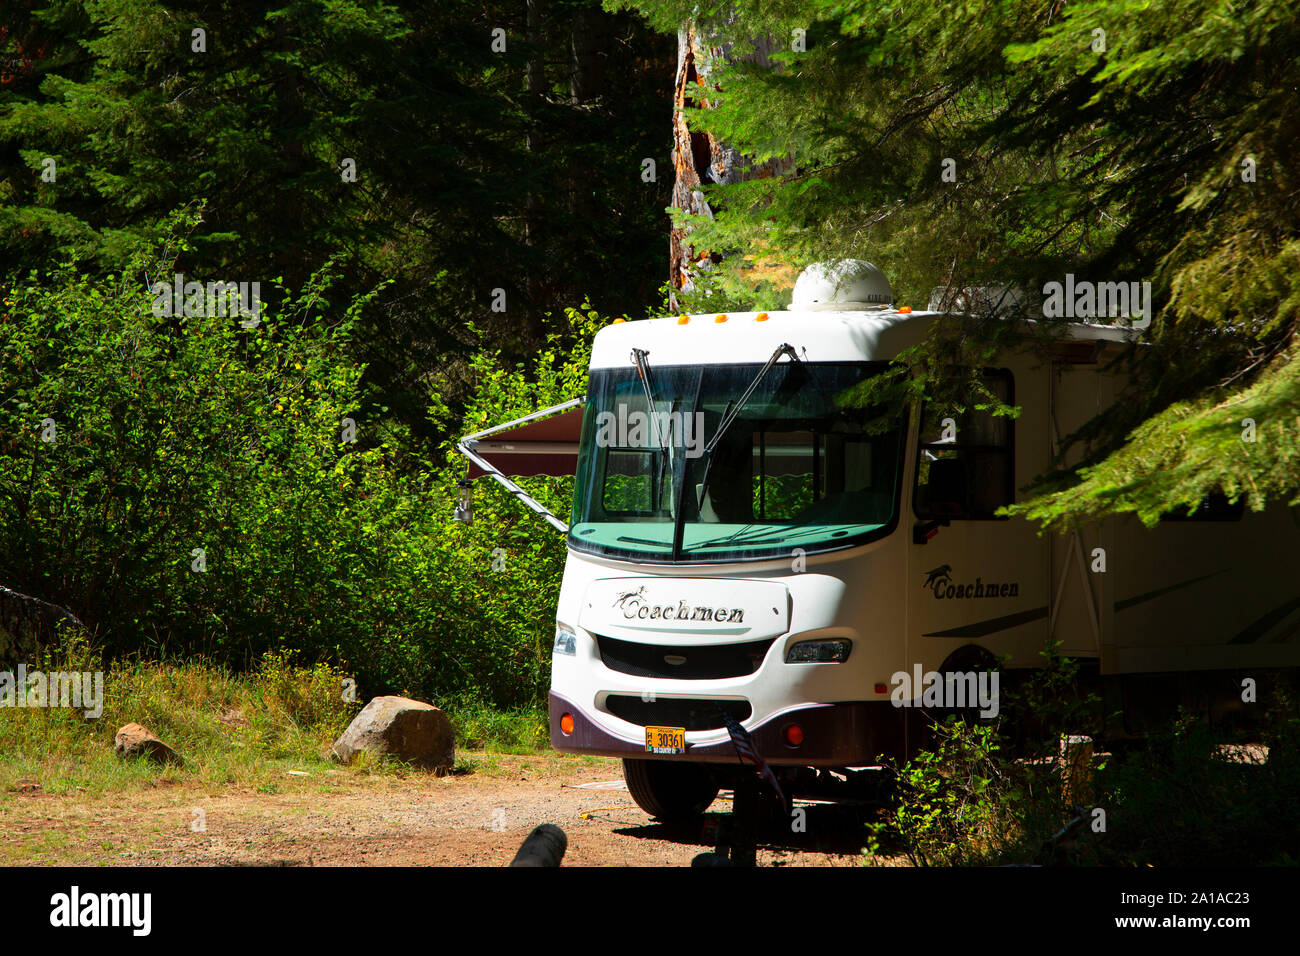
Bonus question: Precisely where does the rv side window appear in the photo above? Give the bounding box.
[914,370,1014,520]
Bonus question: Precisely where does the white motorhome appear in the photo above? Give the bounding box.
[458,260,1300,819]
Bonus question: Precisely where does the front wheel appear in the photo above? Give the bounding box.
[622,758,720,821]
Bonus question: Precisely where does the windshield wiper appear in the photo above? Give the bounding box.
[630,347,673,510]
[616,535,673,548]
[670,366,705,560]
[694,534,790,548]
[690,522,867,551]
[695,343,801,511]
[630,348,667,450]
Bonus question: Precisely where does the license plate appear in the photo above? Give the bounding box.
[645,726,686,755]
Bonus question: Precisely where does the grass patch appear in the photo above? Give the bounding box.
[0,633,553,796]
[445,697,549,754]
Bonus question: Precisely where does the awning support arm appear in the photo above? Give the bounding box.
[455,396,586,535]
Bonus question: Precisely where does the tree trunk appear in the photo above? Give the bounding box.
[523,0,546,342]
[670,25,793,304]
[570,8,607,103]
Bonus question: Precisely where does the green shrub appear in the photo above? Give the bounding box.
[1089,699,1300,865]
[0,229,604,711]
[865,649,1300,866]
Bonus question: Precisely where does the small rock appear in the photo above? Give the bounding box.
[113,722,182,766]
[331,696,455,772]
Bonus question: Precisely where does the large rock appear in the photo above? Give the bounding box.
[331,696,455,772]
[114,722,182,766]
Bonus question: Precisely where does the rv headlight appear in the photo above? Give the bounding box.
[785,639,851,664]
[553,625,577,657]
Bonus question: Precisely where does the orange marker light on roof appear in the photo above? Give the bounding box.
[612,318,626,324]
[898,306,912,313]
[678,315,690,325]
[755,312,769,322]
[715,314,727,323]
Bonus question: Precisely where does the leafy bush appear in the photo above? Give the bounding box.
[865,718,1073,866]
[1089,700,1300,866]
[0,233,604,711]
[865,647,1102,866]
[865,648,1300,866]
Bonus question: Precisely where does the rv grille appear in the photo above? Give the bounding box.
[604,695,751,731]
[597,635,773,680]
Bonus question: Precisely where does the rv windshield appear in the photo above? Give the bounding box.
[569,361,904,563]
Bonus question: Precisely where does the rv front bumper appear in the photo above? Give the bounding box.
[548,692,906,766]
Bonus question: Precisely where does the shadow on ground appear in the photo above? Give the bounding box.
[613,799,898,860]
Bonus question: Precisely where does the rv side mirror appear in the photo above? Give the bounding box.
[453,478,474,524]
[912,518,950,545]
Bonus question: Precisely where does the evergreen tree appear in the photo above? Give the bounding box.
[1,0,674,433]
[611,0,1300,526]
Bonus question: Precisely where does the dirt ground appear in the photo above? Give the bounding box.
[0,753,876,867]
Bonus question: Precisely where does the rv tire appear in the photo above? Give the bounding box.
[622,758,720,821]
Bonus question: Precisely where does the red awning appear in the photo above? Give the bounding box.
[465,406,584,478]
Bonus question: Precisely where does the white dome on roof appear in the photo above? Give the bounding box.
[790,260,892,311]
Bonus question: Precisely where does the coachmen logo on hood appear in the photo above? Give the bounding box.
[613,586,744,624]
[580,578,792,643]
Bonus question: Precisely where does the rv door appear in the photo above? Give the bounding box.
[456,397,585,533]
